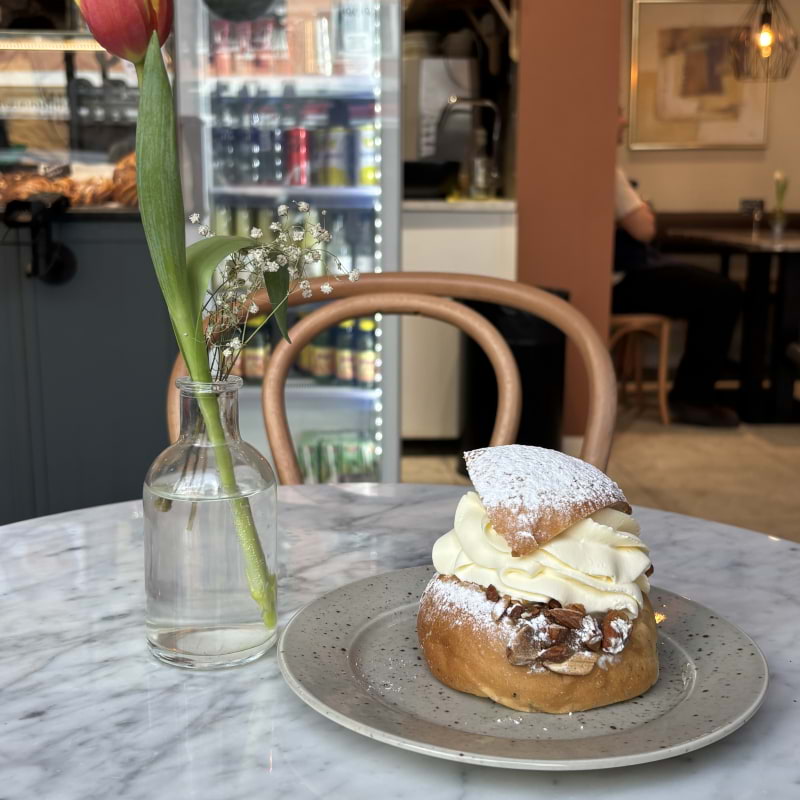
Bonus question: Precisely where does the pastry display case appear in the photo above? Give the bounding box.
[0,19,143,209]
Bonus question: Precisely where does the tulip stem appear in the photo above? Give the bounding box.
[134,37,277,631]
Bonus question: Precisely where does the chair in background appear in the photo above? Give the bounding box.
[264,293,523,484]
[609,313,671,426]
[166,273,618,483]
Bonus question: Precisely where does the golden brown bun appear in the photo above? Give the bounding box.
[464,445,631,556]
[418,575,658,714]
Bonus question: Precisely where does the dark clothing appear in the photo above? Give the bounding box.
[613,264,743,406]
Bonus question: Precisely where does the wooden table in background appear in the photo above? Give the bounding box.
[668,228,800,422]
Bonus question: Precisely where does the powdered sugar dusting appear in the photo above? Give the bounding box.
[421,574,508,638]
[464,445,628,547]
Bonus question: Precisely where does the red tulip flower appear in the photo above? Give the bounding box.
[75,0,172,63]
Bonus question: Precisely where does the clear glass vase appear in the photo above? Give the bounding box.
[144,377,277,669]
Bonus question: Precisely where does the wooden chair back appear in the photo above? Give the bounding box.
[166,272,617,480]
[264,292,522,484]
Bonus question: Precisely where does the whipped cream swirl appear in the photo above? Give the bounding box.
[432,492,651,617]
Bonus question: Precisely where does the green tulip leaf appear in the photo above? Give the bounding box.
[186,235,256,322]
[136,34,209,380]
[264,266,291,343]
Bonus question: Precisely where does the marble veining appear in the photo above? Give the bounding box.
[0,484,798,799]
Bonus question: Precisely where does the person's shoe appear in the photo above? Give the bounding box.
[670,401,740,428]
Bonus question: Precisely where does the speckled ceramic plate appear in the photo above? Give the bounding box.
[278,566,768,770]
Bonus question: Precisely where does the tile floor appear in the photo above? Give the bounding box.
[401,410,800,543]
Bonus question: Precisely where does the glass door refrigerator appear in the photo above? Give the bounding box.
[173,0,401,483]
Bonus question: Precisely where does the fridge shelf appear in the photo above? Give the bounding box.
[212,185,380,209]
[241,379,380,402]
[205,75,381,99]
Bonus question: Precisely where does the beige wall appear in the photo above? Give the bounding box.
[618,0,800,211]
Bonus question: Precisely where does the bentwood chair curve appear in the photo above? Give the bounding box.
[166,272,618,481]
[264,292,523,484]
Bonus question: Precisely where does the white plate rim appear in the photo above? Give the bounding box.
[278,566,769,771]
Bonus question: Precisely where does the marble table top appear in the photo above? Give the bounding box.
[1,484,798,799]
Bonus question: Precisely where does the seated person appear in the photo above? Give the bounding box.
[613,118,742,427]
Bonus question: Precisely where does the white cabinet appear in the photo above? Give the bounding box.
[401,200,517,439]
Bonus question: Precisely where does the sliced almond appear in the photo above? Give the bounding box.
[537,643,571,663]
[491,597,511,621]
[546,624,568,644]
[546,607,584,629]
[602,610,632,654]
[544,651,599,676]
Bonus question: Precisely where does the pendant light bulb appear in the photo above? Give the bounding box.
[731,0,799,80]
[758,11,775,57]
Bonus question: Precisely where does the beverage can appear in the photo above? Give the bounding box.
[211,19,232,76]
[285,127,310,186]
[324,126,350,186]
[355,123,377,186]
[310,129,327,185]
[335,318,356,384]
[234,207,252,237]
[212,205,232,236]
[244,315,270,381]
[355,317,376,388]
[310,329,335,383]
[233,22,254,75]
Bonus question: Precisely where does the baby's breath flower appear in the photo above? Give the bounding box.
[288,266,299,279]
[222,347,232,358]
[265,260,280,272]
[317,228,332,243]
[303,251,314,263]
[276,253,288,266]
[348,269,360,282]
[189,213,200,224]
[249,303,259,314]
[198,224,211,237]
[277,204,288,217]
[302,288,313,299]
[320,282,333,294]
[250,227,262,239]
[299,279,311,290]
[269,221,281,232]
[292,229,304,242]
[312,250,322,262]
[296,201,310,212]
[286,246,300,260]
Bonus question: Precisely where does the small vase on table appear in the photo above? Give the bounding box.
[144,377,277,669]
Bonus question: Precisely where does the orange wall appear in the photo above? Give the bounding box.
[516,0,621,435]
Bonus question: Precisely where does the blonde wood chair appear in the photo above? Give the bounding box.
[609,313,672,426]
[264,292,522,484]
[167,272,618,481]
[165,292,522,450]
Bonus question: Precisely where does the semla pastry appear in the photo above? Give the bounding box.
[417,445,658,714]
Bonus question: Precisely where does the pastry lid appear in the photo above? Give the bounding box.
[464,445,631,556]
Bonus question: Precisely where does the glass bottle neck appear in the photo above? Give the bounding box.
[177,378,242,444]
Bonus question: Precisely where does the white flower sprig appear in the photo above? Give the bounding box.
[188,200,359,379]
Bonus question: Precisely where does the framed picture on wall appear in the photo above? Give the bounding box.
[630,0,769,150]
